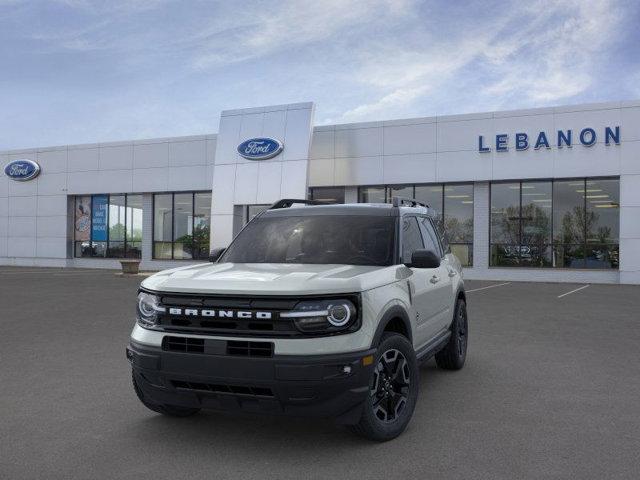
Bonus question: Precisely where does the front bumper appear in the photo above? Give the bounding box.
[127,340,376,424]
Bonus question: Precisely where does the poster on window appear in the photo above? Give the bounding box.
[91,195,108,242]
[74,196,91,241]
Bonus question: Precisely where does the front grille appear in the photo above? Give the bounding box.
[162,336,204,353]
[156,294,300,337]
[227,340,273,357]
[171,380,274,398]
[150,292,360,338]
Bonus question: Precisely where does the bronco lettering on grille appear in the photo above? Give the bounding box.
[167,308,272,320]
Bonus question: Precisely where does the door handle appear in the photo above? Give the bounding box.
[430,275,440,284]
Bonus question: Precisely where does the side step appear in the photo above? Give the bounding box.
[415,330,451,363]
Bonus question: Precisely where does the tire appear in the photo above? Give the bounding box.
[350,333,419,441]
[435,298,468,370]
[132,371,200,417]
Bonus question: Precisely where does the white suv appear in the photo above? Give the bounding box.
[127,198,468,441]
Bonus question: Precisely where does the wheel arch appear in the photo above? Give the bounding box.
[371,305,413,348]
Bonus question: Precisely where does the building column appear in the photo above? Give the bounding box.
[619,174,640,284]
[471,182,489,272]
[141,193,153,262]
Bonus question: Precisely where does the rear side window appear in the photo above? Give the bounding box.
[432,218,449,254]
[419,217,442,257]
[401,217,424,264]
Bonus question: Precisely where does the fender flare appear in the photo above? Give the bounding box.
[448,287,466,329]
[370,305,413,348]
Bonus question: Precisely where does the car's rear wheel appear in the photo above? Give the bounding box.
[350,333,419,441]
[435,298,468,370]
[132,371,200,417]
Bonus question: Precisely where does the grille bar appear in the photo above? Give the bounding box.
[171,380,274,398]
[162,336,204,353]
[227,340,274,357]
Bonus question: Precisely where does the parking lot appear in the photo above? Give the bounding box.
[1,267,639,480]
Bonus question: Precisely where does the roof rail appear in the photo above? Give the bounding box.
[391,196,429,208]
[269,198,325,210]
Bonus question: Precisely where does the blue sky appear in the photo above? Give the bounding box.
[1,0,639,150]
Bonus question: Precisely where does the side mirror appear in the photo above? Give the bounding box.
[208,247,226,263]
[407,249,440,268]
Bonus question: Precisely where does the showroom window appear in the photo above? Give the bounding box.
[309,187,346,203]
[153,192,211,260]
[244,204,270,224]
[358,184,473,266]
[490,178,619,269]
[74,194,143,258]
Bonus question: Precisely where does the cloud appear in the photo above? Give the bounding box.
[334,0,627,122]
[481,0,622,104]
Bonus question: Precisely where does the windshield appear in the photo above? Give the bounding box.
[220,215,396,266]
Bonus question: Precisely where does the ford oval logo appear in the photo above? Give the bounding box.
[237,137,283,160]
[4,159,41,181]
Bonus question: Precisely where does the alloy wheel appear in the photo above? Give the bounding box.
[370,348,411,423]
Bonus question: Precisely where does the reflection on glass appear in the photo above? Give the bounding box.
[154,194,172,259]
[388,185,413,202]
[193,193,212,260]
[359,187,386,203]
[126,194,143,258]
[444,184,473,243]
[173,193,193,259]
[521,181,552,267]
[553,180,585,246]
[490,178,620,269]
[415,185,443,230]
[586,179,619,244]
[491,182,520,245]
[310,187,345,204]
[247,205,270,223]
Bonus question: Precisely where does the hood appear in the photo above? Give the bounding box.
[141,262,406,295]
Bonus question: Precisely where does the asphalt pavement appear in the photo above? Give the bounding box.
[1,267,639,479]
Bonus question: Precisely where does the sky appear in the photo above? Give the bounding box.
[1,0,639,150]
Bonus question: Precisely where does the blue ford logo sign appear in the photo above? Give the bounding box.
[237,137,283,160]
[4,159,41,181]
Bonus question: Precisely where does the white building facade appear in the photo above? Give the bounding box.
[1,100,639,284]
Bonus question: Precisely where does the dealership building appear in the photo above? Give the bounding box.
[1,100,639,284]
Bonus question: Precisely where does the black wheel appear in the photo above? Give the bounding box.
[350,333,419,441]
[132,371,200,417]
[435,298,468,370]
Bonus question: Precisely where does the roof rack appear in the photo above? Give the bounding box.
[391,196,429,208]
[269,199,325,210]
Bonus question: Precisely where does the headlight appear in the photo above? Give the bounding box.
[281,299,357,334]
[136,292,165,327]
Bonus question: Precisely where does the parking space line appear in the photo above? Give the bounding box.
[466,282,511,293]
[557,284,590,298]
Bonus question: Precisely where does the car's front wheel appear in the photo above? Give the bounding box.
[350,333,419,441]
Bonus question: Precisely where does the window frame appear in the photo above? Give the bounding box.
[488,176,620,269]
[399,215,425,265]
[151,191,212,260]
[73,193,143,259]
[357,182,473,266]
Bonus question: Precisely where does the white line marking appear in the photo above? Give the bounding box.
[466,282,511,293]
[557,284,590,298]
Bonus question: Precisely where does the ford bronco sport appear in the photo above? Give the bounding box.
[127,197,468,441]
